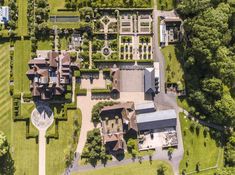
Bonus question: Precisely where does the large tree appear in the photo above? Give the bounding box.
[0,131,15,175]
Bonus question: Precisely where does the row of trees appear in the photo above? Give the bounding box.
[177,0,235,170]
[7,0,18,29]
[65,0,152,8]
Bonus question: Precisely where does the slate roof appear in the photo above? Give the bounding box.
[144,68,156,94]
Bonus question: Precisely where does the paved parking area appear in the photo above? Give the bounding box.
[120,70,144,92]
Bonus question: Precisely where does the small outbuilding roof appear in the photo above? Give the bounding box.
[135,102,156,112]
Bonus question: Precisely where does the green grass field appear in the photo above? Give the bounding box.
[0,43,12,139]
[73,160,173,175]
[161,45,184,83]
[17,0,28,36]
[48,0,80,15]
[0,43,38,175]
[46,109,82,175]
[179,113,223,174]
[14,40,31,93]
[48,0,66,14]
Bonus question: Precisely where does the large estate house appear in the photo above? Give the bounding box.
[100,102,138,153]
[26,51,79,100]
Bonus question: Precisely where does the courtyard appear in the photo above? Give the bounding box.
[120,69,144,92]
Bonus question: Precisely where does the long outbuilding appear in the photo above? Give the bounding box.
[137,109,177,131]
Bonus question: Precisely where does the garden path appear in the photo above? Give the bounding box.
[31,105,54,175]
[39,130,46,175]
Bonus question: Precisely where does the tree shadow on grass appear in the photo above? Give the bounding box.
[0,150,15,175]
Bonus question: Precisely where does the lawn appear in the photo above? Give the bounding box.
[161,45,184,83]
[179,113,223,174]
[14,40,31,93]
[157,0,175,11]
[48,0,80,16]
[38,40,53,50]
[48,0,66,14]
[0,43,38,175]
[46,109,82,175]
[17,0,28,36]
[73,160,173,175]
[61,37,69,50]
[0,43,12,139]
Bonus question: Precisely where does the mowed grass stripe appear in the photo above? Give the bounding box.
[17,0,28,36]
[0,43,12,139]
[14,40,31,93]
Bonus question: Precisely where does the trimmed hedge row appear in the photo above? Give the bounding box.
[91,88,111,94]
[94,59,154,63]
[80,69,99,73]
[77,88,87,95]
[94,59,135,63]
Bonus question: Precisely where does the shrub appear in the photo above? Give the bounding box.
[67,85,72,91]
[127,139,137,154]
[65,93,72,100]
[74,70,81,78]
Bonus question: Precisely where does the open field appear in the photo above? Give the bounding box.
[73,160,173,175]
[14,40,31,93]
[46,109,82,175]
[161,45,184,83]
[17,0,28,36]
[179,113,223,174]
[0,43,38,175]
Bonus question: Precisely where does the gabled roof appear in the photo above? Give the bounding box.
[144,68,156,94]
